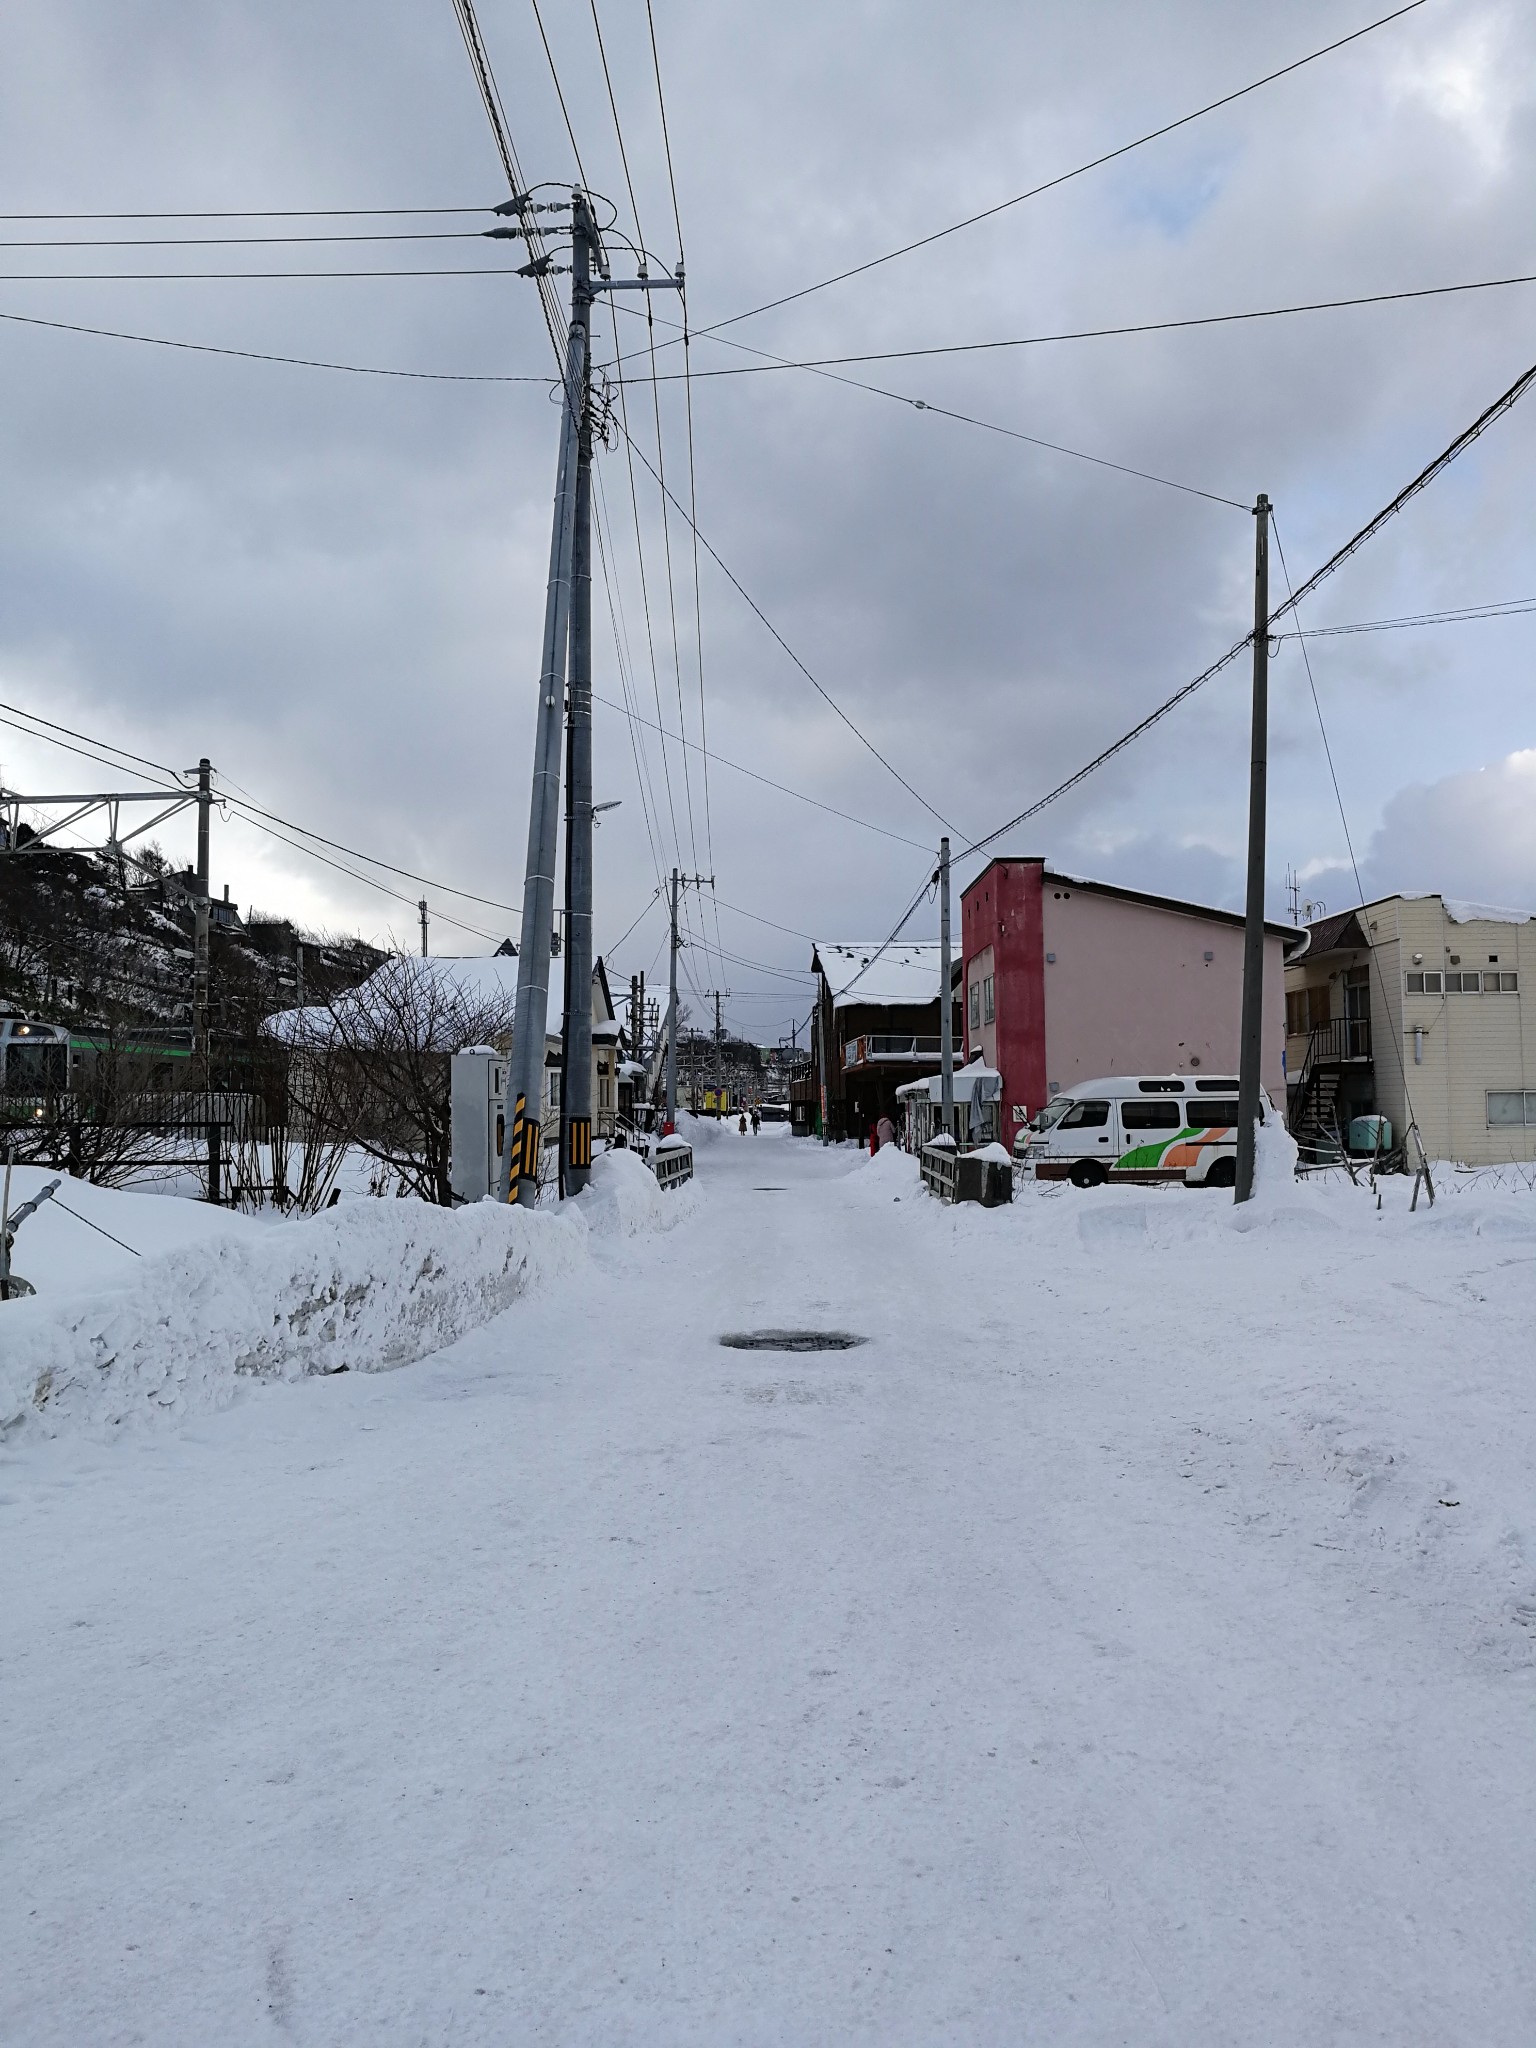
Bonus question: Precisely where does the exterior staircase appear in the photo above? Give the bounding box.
[1290,1058,1343,1163]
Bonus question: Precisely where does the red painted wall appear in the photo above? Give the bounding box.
[961,859,1046,1148]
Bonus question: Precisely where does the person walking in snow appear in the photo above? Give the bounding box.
[751,1108,760,1135]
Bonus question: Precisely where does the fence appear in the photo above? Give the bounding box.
[843,1034,942,1070]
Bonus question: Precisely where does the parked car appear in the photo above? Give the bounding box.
[1013,1074,1268,1189]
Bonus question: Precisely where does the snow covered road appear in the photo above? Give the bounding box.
[5,1126,1535,2044]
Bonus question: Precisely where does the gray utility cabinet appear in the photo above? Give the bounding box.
[450,1048,508,1204]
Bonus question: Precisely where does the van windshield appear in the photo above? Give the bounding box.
[1032,1099,1071,1132]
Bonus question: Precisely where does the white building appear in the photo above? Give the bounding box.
[1285,895,1534,1164]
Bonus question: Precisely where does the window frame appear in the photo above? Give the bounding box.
[1056,1098,1110,1130]
[1120,1099,1183,1131]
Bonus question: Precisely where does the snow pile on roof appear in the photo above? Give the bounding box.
[1,1153,683,1440]
[1439,899,1534,926]
[815,941,946,1010]
[264,954,521,1047]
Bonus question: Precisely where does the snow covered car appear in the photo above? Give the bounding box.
[1013,1074,1269,1189]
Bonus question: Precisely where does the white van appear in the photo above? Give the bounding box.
[1015,1074,1265,1189]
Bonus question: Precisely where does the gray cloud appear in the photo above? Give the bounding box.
[1,0,1533,1034]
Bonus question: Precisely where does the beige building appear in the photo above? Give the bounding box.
[1285,895,1534,1164]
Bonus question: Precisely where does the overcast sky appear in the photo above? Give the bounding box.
[1,0,1533,1039]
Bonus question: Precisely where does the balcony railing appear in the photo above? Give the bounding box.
[1298,1016,1372,1064]
[843,1033,942,1071]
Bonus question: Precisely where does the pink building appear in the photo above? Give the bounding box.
[961,860,1300,1150]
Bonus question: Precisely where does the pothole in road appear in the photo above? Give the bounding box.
[719,1329,868,1353]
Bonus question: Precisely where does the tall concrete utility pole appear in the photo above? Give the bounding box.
[192,756,212,1086]
[498,188,681,1205]
[560,259,596,1198]
[418,898,428,957]
[499,262,582,1205]
[938,835,954,1141]
[665,868,680,1134]
[1235,494,1271,1205]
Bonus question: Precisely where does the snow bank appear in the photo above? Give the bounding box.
[575,1144,695,1236]
[1,1153,684,1442]
[0,1165,254,1300]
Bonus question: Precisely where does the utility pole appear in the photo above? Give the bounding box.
[418,898,429,958]
[560,248,597,1199]
[1235,494,1270,1205]
[192,756,212,1088]
[629,972,645,1066]
[714,989,724,1108]
[662,868,712,1133]
[498,187,681,1205]
[938,835,954,1141]
[666,868,680,1134]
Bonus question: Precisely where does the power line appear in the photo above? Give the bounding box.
[703,894,816,942]
[644,0,685,256]
[602,886,661,958]
[613,418,962,834]
[236,809,499,942]
[611,269,1536,386]
[530,0,593,190]
[589,689,931,848]
[448,0,569,383]
[1273,514,1427,1153]
[679,2,1426,339]
[0,307,555,381]
[607,302,1243,506]
[1277,596,1536,639]
[0,692,524,922]
[0,264,526,281]
[0,206,491,220]
[217,794,520,913]
[956,348,1536,865]
[0,229,491,248]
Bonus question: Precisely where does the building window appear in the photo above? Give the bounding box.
[983,975,995,1024]
[1489,971,1519,993]
[1286,985,1332,1034]
[548,1070,562,1109]
[1405,971,1443,995]
[1487,1091,1536,1128]
[969,981,981,1031]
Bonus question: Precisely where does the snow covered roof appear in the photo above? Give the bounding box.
[263,955,617,1049]
[813,940,950,1011]
[1436,898,1533,926]
[894,1059,1000,1103]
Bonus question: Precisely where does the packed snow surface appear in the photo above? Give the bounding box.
[4,1128,1535,2043]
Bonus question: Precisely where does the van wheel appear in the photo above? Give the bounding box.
[1203,1157,1236,1188]
[1069,1160,1107,1189]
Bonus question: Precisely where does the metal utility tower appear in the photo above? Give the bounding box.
[497,189,680,1204]
[418,898,429,957]
[1235,494,1270,1205]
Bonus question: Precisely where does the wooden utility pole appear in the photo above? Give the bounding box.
[1235,495,1270,1204]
